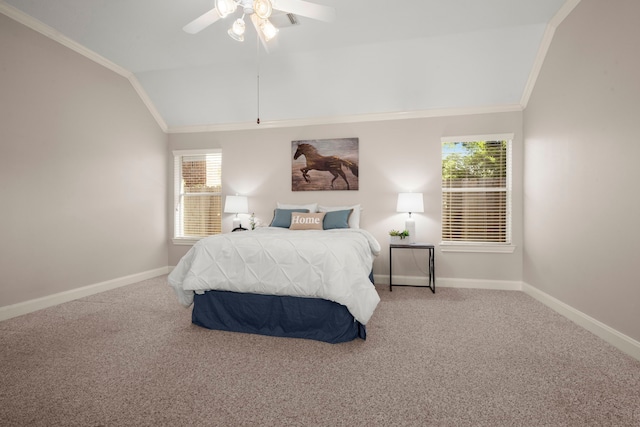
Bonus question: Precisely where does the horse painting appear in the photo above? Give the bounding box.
[293,142,359,191]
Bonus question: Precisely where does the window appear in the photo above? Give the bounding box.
[173,150,222,242]
[441,134,513,251]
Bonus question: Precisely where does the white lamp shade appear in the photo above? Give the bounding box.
[224,195,249,214]
[259,19,278,41]
[228,18,246,42]
[396,193,424,213]
[254,0,273,19]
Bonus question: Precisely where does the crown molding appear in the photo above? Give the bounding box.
[0,1,168,133]
[3,0,571,135]
[520,0,582,108]
[168,104,524,134]
[1,2,129,77]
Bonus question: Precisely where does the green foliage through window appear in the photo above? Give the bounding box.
[442,139,511,244]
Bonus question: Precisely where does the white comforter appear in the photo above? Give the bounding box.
[168,227,381,324]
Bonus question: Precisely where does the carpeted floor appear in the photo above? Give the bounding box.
[1,276,639,426]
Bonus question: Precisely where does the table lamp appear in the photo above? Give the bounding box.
[396,192,424,244]
[224,195,249,231]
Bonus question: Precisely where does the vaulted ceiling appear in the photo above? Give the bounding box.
[1,0,573,131]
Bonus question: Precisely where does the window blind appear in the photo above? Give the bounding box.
[174,150,222,239]
[441,138,511,244]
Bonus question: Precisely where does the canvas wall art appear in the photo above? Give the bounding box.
[291,138,359,191]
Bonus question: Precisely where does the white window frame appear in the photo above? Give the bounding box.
[172,149,222,245]
[440,133,515,254]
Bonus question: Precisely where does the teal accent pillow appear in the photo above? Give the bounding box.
[270,208,310,228]
[323,209,353,230]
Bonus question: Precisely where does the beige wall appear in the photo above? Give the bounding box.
[0,14,168,307]
[2,0,636,350]
[523,0,640,341]
[169,111,524,284]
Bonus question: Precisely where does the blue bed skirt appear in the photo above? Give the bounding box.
[192,290,366,344]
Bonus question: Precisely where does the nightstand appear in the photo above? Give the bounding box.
[389,243,435,293]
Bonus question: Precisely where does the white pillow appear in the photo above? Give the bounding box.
[318,204,361,229]
[277,202,318,213]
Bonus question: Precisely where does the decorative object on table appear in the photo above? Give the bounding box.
[292,138,359,191]
[396,192,424,244]
[224,195,249,231]
[250,213,257,230]
[389,229,409,244]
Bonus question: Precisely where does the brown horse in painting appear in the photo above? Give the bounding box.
[293,143,359,190]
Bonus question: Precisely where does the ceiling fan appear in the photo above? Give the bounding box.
[183,0,336,49]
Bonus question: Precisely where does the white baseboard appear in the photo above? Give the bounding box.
[0,266,170,322]
[4,270,638,362]
[374,274,639,361]
[374,274,522,291]
[522,282,640,362]
[435,277,522,290]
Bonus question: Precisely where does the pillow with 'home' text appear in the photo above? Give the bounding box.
[270,208,309,228]
[289,212,326,230]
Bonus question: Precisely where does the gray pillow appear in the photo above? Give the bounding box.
[323,209,353,230]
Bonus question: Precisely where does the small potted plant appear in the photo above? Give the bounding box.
[249,213,262,230]
[389,229,409,244]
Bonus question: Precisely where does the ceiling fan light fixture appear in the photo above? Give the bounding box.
[259,18,279,42]
[253,0,273,19]
[216,0,237,18]
[228,18,246,41]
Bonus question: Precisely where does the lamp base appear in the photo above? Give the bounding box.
[232,217,241,230]
[405,218,416,244]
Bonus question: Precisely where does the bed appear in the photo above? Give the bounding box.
[168,205,381,343]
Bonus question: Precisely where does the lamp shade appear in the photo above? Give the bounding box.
[254,0,273,19]
[224,195,249,214]
[259,19,278,41]
[396,193,424,214]
[228,18,245,42]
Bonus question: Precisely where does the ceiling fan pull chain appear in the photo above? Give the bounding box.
[256,74,260,125]
[256,33,261,125]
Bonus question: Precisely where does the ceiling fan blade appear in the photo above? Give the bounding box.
[272,0,336,23]
[183,8,222,34]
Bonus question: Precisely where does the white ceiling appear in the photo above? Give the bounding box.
[1,0,570,131]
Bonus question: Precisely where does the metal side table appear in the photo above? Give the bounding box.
[389,242,435,293]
